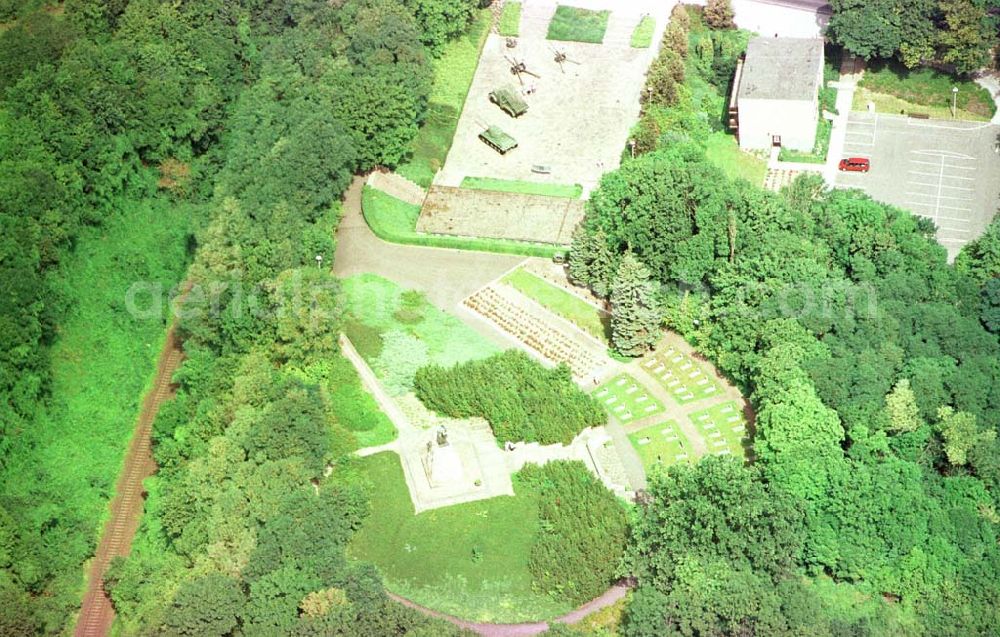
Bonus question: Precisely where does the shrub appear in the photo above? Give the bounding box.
[520,461,628,605]
[413,351,606,444]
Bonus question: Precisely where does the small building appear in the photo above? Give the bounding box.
[730,37,824,152]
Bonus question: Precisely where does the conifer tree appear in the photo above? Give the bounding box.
[610,252,662,356]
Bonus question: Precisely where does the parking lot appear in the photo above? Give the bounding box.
[836,112,1000,259]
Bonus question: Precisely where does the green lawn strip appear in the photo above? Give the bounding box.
[499,1,521,36]
[778,116,832,164]
[323,356,397,448]
[851,86,989,122]
[348,453,573,623]
[857,60,995,121]
[396,10,492,187]
[501,268,608,342]
[546,6,609,43]
[688,400,748,458]
[461,176,583,198]
[640,347,720,405]
[627,420,695,472]
[341,274,499,394]
[630,15,655,48]
[593,374,664,424]
[361,186,561,258]
[703,131,767,185]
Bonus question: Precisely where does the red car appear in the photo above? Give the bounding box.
[838,157,870,172]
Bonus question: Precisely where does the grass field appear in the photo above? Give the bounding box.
[499,1,521,37]
[704,132,767,185]
[361,186,561,257]
[341,274,499,395]
[640,346,720,405]
[348,453,572,622]
[396,11,492,187]
[461,176,582,198]
[546,6,609,43]
[501,268,608,342]
[630,15,655,48]
[688,400,748,458]
[593,374,664,424]
[627,420,694,472]
[855,61,995,122]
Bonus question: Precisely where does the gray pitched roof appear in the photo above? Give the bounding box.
[737,37,824,102]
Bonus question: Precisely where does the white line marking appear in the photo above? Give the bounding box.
[909,192,973,201]
[906,120,993,131]
[910,160,975,170]
[912,149,976,160]
[907,170,975,180]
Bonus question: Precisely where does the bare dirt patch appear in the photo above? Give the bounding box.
[417,186,584,244]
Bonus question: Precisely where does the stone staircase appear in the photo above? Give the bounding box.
[366,171,427,206]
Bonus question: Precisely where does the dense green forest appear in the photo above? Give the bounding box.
[568,7,1000,634]
[0,0,482,634]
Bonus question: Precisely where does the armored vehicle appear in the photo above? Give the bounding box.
[489,87,528,118]
[478,126,518,154]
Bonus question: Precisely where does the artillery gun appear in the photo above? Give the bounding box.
[504,55,540,85]
[551,47,581,73]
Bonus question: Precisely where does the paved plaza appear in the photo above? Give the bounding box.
[436,4,668,194]
[836,112,1000,259]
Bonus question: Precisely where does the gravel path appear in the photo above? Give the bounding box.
[388,583,631,636]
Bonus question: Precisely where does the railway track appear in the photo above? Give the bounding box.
[73,330,184,637]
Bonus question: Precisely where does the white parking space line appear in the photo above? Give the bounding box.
[907,181,974,192]
[908,170,974,180]
[910,192,974,202]
[911,160,976,170]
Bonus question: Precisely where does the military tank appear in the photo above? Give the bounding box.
[478,126,518,154]
[489,87,528,118]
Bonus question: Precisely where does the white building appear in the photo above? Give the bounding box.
[730,37,824,152]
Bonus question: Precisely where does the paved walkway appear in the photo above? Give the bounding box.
[824,57,862,185]
[973,71,1000,125]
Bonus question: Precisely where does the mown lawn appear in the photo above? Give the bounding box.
[396,10,491,187]
[546,6,609,43]
[630,15,655,48]
[593,374,665,424]
[461,176,582,198]
[501,267,608,342]
[348,452,573,622]
[499,1,521,37]
[360,186,560,257]
[703,132,767,186]
[856,61,995,121]
[628,420,694,473]
[341,273,500,395]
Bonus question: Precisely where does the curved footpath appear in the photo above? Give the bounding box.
[389,583,632,636]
